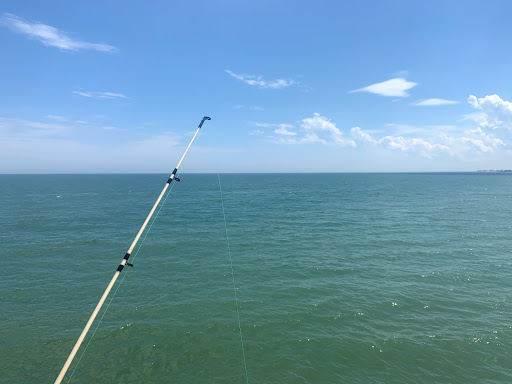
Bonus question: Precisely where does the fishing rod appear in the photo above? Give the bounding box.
[55,116,211,384]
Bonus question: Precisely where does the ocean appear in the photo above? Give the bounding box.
[1,173,512,383]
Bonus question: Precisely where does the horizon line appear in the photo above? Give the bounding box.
[1,170,509,176]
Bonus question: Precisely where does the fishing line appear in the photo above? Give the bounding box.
[66,174,180,383]
[217,174,249,384]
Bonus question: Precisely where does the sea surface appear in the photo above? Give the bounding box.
[1,173,512,384]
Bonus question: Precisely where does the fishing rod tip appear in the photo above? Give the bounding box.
[199,116,211,128]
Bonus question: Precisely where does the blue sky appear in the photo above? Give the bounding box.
[1,0,511,173]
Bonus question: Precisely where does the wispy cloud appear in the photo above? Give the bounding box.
[414,98,459,106]
[46,114,88,125]
[350,78,417,97]
[1,13,117,52]
[393,70,410,78]
[0,118,182,173]
[385,123,458,135]
[233,104,264,111]
[253,122,296,136]
[102,126,125,131]
[46,114,68,122]
[73,91,127,99]
[0,117,71,139]
[226,70,296,89]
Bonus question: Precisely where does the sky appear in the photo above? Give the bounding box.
[1,0,512,173]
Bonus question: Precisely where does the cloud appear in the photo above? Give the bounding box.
[102,126,125,131]
[393,70,410,78]
[268,114,355,147]
[0,117,71,139]
[252,122,296,136]
[46,115,89,125]
[350,78,417,97]
[73,91,127,99]
[467,94,512,131]
[0,116,188,173]
[347,94,512,159]
[299,114,355,146]
[351,127,449,157]
[274,124,296,136]
[414,98,459,106]
[46,114,68,122]
[226,70,296,89]
[350,126,504,159]
[1,13,117,52]
[385,123,458,135]
[233,105,264,111]
[0,132,181,173]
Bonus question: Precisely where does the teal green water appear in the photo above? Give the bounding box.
[1,173,512,383]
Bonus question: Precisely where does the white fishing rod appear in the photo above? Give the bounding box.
[55,116,211,384]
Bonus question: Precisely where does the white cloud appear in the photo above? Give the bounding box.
[351,127,449,157]
[467,94,512,131]
[350,126,376,144]
[258,115,355,146]
[350,78,417,97]
[414,98,459,106]
[253,122,296,136]
[1,13,117,52]
[274,124,296,136]
[347,94,512,160]
[226,70,296,89]
[350,126,503,159]
[272,113,355,147]
[249,129,264,135]
[73,91,127,99]
[299,114,355,146]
